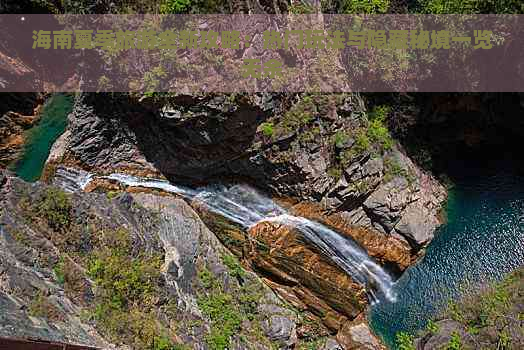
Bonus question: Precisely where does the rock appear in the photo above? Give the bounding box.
[0,175,301,349]
[246,220,367,327]
[0,93,43,168]
[363,176,411,233]
[415,320,467,350]
[337,320,385,350]
[321,338,343,350]
[263,315,297,347]
[394,203,437,246]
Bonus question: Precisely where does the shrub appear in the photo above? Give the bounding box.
[86,228,168,349]
[333,130,350,148]
[160,0,191,13]
[396,331,415,350]
[366,105,393,152]
[198,267,216,290]
[37,187,72,231]
[353,132,370,155]
[53,257,66,285]
[445,331,462,350]
[342,0,389,14]
[259,122,274,137]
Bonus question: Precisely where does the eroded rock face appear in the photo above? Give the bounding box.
[60,92,446,253]
[0,93,44,167]
[246,220,367,331]
[0,172,312,349]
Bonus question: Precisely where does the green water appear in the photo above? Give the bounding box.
[369,145,524,348]
[13,94,73,182]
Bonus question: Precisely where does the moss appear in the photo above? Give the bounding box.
[196,264,268,350]
[327,166,343,180]
[106,191,121,200]
[333,130,350,148]
[198,267,217,290]
[426,319,440,334]
[36,187,72,231]
[221,254,245,280]
[445,331,462,350]
[197,289,243,350]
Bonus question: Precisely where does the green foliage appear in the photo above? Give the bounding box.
[426,319,440,334]
[289,2,317,14]
[333,130,350,148]
[428,269,523,349]
[53,257,66,285]
[445,331,462,350]
[196,264,266,349]
[395,331,415,350]
[260,122,275,137]
[221,254,245,280]
[417,0,524,14]
[353,132,371,155]
[37,187,72,231]
[342,0,389,14]
[198,292,243,350]
[106,191,121,200]
[198,267,216,290]
[160,0,191,13]
[85,228,170,349]
[384,157,414,184]
[366,105,393,152]
[327,166,343,180]
[87,248,161,310]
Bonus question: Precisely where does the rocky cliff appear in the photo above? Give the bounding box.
[0,93,44,167]
[24,91,445,348]
[3,169,365,349]
[58,92,446,251]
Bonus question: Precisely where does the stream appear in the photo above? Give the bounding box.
[13,94,72,182]
[16,95,524,349]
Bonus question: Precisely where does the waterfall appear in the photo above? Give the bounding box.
[81,172,397,303]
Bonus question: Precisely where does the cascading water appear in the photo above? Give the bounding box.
[86,172,398,303]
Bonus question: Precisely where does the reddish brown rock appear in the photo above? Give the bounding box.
[290,202,413,270]
[246,220,367,332]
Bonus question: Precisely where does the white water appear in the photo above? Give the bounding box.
[74,171,397,303]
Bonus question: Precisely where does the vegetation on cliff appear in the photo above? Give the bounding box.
[396,268,524,349]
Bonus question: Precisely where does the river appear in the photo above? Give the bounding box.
[15,94,524,349]
[13,94,72,182]
[369,144,524,348]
